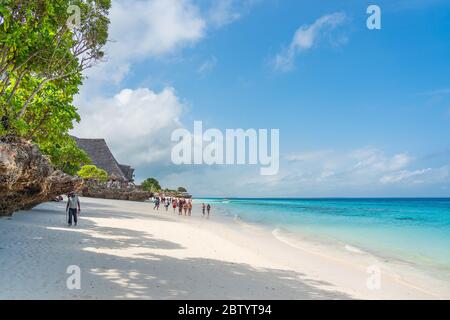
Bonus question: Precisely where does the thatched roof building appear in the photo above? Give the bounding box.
[73,137,134,182]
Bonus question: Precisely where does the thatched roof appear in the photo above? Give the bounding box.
[73,137,134,182]
[118,164,134,182]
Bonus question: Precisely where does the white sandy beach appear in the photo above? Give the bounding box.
[0,197,449,300]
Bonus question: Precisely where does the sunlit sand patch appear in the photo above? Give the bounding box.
[47,226,132,241]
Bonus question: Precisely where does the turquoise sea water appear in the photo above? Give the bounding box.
[195,198,450,277]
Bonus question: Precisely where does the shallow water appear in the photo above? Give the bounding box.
[195,198,450,280]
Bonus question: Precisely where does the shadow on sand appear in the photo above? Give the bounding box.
[0,202,352,300]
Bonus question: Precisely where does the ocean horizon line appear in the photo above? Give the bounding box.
[194,196,450,200]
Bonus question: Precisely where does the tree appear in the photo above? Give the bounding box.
[177,187,187,193]
[77,165,108,182]
[141,178,162,192]
[39,134,90,175]
[0,0,110,171]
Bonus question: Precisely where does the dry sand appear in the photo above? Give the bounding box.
[0,197,448,299]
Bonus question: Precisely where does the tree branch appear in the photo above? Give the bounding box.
[6,68,27,104]
[16,80,48,119]
[26,108,51,140]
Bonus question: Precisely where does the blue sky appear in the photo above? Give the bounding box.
[73,0,450,197]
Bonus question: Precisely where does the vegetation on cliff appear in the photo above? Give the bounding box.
[77,165,108,182]
[0,0,111,174]
[141,177,189,197]
[141,178,162,192]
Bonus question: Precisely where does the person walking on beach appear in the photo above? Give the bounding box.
[153,197,160,210]
[66,192,80,226]
[202,203,206,217]
[188,201,192,216]
[183,201,188,216]
[206,204,211,219]
[165,199,170,212]
[172,199,177,213]
[178,199,183,215]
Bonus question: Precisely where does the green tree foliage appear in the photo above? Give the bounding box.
[77,165,108,182]
[0,0,111,173]
[39,135,90,175]
[177,187,187,193]
[142,178,162,192]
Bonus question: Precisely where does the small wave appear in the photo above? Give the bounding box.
[272,228,303,250]
[273,228,368,256]
[344,244,365,254]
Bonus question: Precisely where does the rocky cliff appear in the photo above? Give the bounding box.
[81,186,152,202]
[0,136,83,216]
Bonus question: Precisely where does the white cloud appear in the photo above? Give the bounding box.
[207,0,260,28]
[85,0,206,84]
[85,0,262,84]
[350,147,412,172]
[380,169,432,184]
[380,167,449,185]
[197,56,218,75]
[73,87,184,166]
[110,0,205,58]
[274,12,348,72]
[208,0,241,27]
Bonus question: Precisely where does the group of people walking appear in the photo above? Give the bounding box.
[64,192,213,228]
[152,196,211,218]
